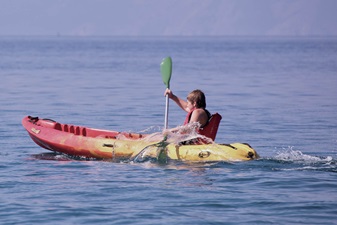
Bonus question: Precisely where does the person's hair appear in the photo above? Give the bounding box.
[187,89,206,108]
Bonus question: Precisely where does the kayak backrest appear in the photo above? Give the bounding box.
[199,113,222,141]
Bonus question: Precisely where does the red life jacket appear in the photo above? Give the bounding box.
[183,109,222,141]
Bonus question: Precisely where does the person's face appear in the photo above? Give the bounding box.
[187,99,196,110]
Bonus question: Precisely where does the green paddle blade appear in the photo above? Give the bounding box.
[160,57,172,88]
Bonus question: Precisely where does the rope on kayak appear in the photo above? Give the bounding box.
[42,118,57,123]
[220,143,238,150]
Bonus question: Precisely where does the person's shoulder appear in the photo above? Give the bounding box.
[193,108,207,115]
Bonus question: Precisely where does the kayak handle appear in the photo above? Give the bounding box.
[103,144,115,148]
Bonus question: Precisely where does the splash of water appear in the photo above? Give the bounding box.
[130,122,214,163]
[163,122,214,145]
[274,147,333,164]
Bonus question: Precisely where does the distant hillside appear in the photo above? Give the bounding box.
[0,0,336,36]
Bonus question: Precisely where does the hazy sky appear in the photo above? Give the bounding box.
[1,0,336,36]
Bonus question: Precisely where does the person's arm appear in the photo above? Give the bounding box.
[164,89,189,112]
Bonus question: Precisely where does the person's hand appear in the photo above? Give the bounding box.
[164,88,173,99]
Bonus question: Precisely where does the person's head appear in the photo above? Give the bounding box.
[187,89,206,109]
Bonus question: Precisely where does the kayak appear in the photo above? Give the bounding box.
[22,116,259,162]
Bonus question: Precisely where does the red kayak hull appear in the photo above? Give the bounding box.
[22,116,145,159]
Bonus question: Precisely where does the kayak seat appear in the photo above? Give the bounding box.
[199,113,222,141]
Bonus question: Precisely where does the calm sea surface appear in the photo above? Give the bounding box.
[1,36,337,224]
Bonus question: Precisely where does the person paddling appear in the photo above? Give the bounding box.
[163,88,222,143]
[164,89,211,128]
[160,57,222,142]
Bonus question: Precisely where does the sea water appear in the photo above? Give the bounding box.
[1,36,337,224]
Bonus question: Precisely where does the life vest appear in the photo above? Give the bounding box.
[183,109,222,141]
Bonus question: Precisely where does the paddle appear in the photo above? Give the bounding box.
[131,57,173,164]
[160,56,172,130]
[131,136,169,163]
[129,57,172,164]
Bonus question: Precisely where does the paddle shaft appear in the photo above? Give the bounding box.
[164,94,169,129]
[160,56,172,130]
